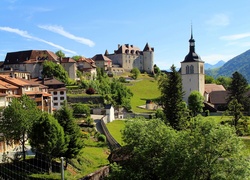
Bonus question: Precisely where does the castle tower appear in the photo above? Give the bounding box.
[181,28,205,103]
[142,43,154,73]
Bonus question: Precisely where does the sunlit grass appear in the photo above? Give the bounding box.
[106,120,126,145]
[126,75,160,113]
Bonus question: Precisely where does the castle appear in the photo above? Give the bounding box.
[105,43,154,74]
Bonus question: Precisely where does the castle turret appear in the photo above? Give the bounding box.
[142,43,154,73]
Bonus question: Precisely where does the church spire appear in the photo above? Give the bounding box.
[189,25,195,53]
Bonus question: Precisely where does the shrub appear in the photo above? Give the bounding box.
[98,134,106,142]
[119,77,126,83]
[205,110,210,116]
[86,87,95,95]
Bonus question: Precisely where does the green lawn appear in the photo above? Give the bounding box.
[126,74,160,113]
[106,120,126,145]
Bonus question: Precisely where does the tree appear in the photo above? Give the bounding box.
[54,102,84,168]
[130,68,140,80]
[227,71,248,106]
[108,117,250,179]
[72,103,90,117]
[216,76,232,90]
[158,65,187,130]
[55,50,65,58]
[225,99,244,129]
[29,113,67,173]
[0,95,41,160]
[188,90,204,117]
[110,78,133,110]
[42,60,70,84]
[205,75,215,84]
[71,55,82,61]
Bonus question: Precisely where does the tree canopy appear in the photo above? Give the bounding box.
[130,68,140,80]
[55,50,65,58]
[54,102,84,167]
[108,117,250,180]
[0,95,41,160]
[42,60,70,84]
[158,65,187,130]
[227,71,248,105]
[188,90,204,117]
[29,113,67,158]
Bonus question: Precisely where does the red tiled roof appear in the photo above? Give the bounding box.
[205,84,226,94]
[61,57,76,63]
[92,54,112,62]
[209,91,229,104]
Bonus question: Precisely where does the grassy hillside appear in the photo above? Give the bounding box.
[126,74,160,113]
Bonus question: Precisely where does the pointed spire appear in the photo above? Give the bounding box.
[191,23,193,40]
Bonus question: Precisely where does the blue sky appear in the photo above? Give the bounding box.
[1,0,250,69]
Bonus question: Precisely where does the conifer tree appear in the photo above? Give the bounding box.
[158,65,187,130]
[54,101,84,168]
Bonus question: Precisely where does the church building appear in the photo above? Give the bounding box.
[181,29,205,103]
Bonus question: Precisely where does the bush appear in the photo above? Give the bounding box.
[86,117,94,126]
[205,110,210,116]
[98,134,106,142]
[72,103,90,117]
[119,77,126,83]
[86,87,95,95]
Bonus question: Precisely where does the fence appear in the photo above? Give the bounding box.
[0,151,64,180]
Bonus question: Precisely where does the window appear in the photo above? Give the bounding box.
[54,103,58,106]
[53,91,57,95]
[186,65,189,74]
[53,97,58,101]
[190,65,194,74]
[60,97,64,100]
[60,91,64,95]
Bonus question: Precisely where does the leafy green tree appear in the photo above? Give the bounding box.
[54,102,84,168]
[71,55,82,61]
[42,60,70,84]
[158,65,187,130]
[153,64,161,75]
[225,99,244,129]
[216,76,232,90]
[0,95,41,160]
[130,68,140,79]
[205,75,215,84]
[228,71,248,106]
[72,103,90,117]
[188,90,204,117]
[55,50,65,58]
[110,78,133,110]
[29,113,67,173]
[108,117,250,179]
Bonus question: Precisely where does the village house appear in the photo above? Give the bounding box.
[92,54,112,71]
[31,77,67,111]
[60,57,77,80]
[77,57,97,80]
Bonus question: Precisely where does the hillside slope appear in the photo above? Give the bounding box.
[216,49,250,82]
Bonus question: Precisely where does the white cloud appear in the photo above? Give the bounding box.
[220,33,250,41]
[0,26,77,54]
[38,25,95,47]
[206,13,230,27]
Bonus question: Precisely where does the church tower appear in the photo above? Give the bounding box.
[181,28,205,103]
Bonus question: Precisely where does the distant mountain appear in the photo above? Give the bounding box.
[205,60,225,70]
[216,49,250,83]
